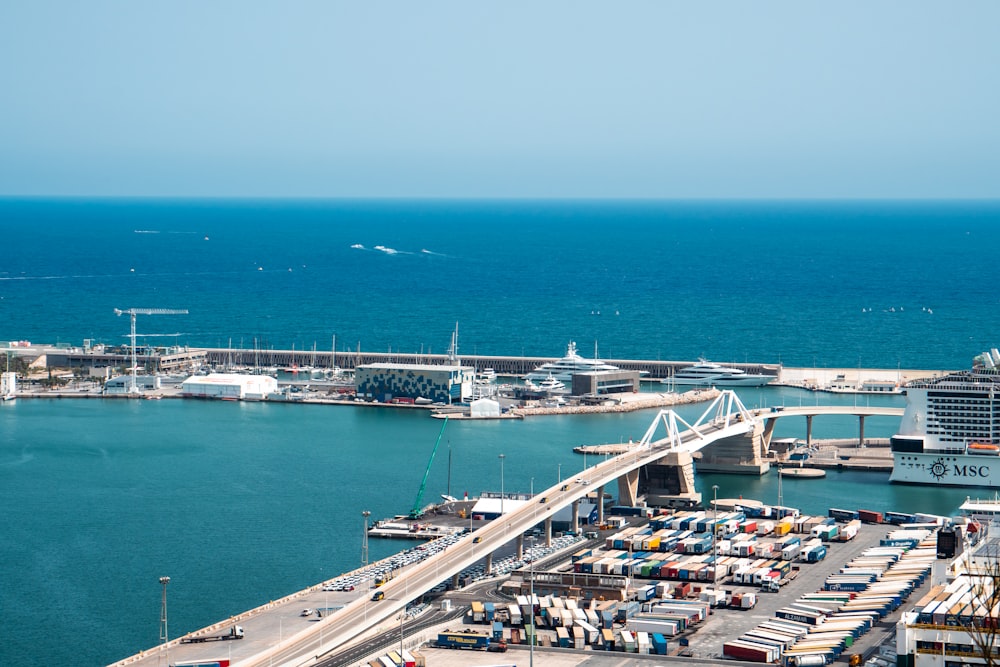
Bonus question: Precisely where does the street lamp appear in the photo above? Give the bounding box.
[498,454,506,517]
[528,535,536,667]
[159,576,170,663]
[711,485,720,590]
[361,510,371,567]
[777,462,784,509]
[399,608,405,658]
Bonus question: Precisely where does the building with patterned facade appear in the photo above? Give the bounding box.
[355,363,473,404]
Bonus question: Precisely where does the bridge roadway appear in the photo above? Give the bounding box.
[118,398,905,667]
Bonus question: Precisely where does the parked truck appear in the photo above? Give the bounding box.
[436,631,505,651]
[180,626,244,644]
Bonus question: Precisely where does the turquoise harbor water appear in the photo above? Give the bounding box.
[2,198,1000,666]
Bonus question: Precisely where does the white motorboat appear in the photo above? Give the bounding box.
[536,374,566,393]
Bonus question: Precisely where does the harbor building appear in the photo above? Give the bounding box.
[570,369,641,396]
[355,363,474,404]
[104,374,161,394]
[45,343,207,374]
[897,517,997,666]
[181,373,277,400]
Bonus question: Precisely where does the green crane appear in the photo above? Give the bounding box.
[409,417,449,519]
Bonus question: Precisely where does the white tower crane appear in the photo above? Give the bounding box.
[114,308,189,393]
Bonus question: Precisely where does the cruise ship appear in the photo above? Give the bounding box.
[668,360,775,387]
[524,341,620,383]
[890,349,1000,488]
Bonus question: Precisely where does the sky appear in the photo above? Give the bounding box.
[1,2,998,199]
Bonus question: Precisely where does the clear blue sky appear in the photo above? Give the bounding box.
[1,2,998,199]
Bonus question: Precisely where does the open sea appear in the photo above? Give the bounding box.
[2,198,1000,666]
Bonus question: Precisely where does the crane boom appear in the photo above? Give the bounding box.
[114,308,189,317]
[409,417,449,519]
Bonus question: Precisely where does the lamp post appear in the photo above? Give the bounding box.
[528,535,535,667]
[498,453,506,517]
[712,485,719,590]
[361,510,371,567]
[777,462,783,509]
[159,576,170,664]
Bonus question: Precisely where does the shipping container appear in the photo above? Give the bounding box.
[857,509,883,524]
[723,639,780,662]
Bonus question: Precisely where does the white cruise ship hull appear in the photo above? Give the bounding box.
[890,452,1000,488]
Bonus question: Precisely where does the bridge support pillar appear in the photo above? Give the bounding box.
[618,468,640,507]
[806,415,814,447]
[452,572,460,589]
[762,416,778,452]
[859,415,866,448]
[516,534,524,560]
[596,486,605,525]
[544,517,553,547]
[572,500,579,534]
[485,551,494,575]
[693,422,770,476]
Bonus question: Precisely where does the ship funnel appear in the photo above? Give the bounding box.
[991,348,1000,364]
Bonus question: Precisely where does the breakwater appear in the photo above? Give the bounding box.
[202,347,780,380]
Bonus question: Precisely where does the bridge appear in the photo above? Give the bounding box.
[118,393,903,667]
[760,404,904,451]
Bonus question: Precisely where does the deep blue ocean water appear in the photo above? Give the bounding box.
[2,198,999,367]
[2,198,1000,666]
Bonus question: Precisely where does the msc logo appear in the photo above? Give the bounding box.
[955,464,990,478]
[928,458,948,481]
[927,457,990,481]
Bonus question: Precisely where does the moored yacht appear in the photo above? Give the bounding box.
[524,341,620,383]
[536,374,566,393]
[668,360,774,387]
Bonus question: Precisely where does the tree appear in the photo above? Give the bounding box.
[964,543,1000,666]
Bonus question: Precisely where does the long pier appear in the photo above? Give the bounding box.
[202,347,780,380]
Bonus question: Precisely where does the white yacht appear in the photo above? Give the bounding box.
[536,374,567,393]
[890,349,1000,488]
[668,360,774,387]
[472,368,498,400]
[524,341,619,383]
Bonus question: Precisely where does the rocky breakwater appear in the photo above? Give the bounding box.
[513,387,721,418]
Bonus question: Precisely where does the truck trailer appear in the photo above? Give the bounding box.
[179,626,244,644]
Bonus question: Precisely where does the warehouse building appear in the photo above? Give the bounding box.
[181,373,277,400]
